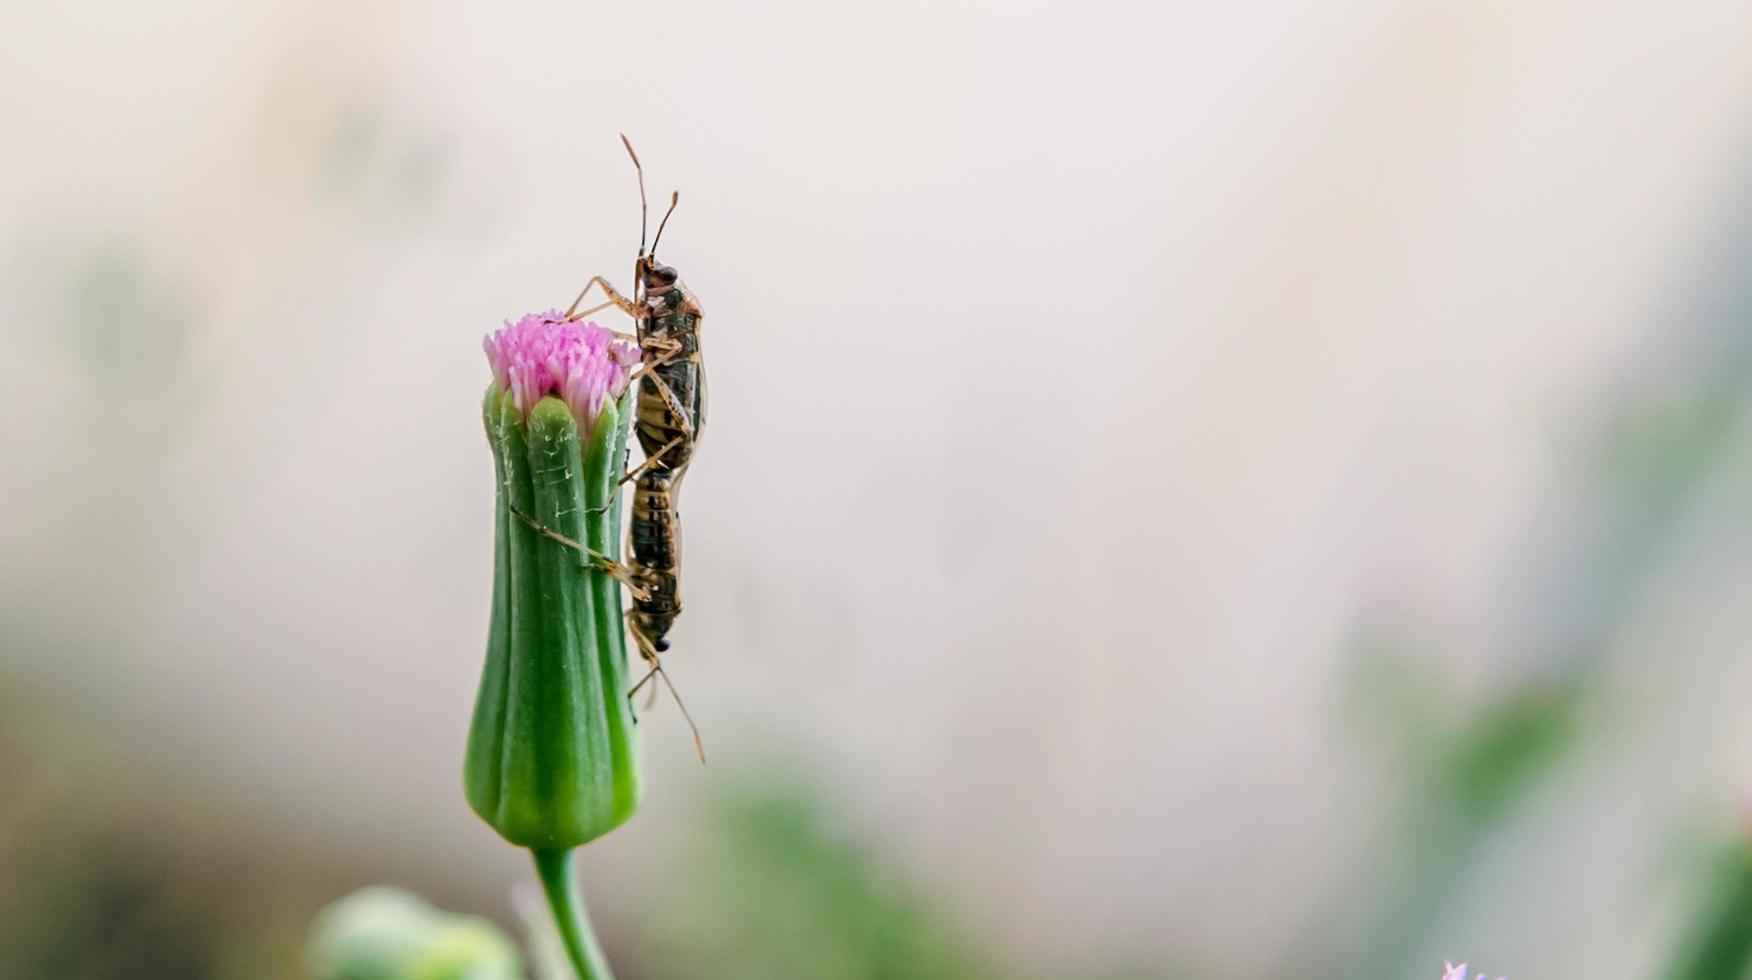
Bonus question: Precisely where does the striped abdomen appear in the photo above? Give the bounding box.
[628,468,682,654]
[634,306,703,475]
[627,285,703,657]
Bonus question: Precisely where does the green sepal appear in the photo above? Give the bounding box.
[464,386,640,849]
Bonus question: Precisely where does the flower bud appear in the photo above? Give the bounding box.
[307,886,522,980]
[464,313,641,850]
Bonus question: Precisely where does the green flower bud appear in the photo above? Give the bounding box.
[464,382,641,850]
[307,886,522,980]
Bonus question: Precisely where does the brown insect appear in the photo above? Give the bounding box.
[519,135,707,759]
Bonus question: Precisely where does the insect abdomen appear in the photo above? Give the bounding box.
[629,470,681,650]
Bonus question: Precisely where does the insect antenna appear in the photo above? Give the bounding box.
[620,132,648,258]
[651,191,680,258]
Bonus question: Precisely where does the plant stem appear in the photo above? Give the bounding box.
[532,848,616,980]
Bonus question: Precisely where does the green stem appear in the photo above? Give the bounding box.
[532,848,616,980]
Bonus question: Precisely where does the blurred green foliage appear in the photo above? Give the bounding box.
[0,695,316,980]
[307,887,522,980]
[1663,832,1752,980]
[0,839,219,979]
[3,233,201,387]
[313,103,450,222]
[1346,644,1591,841]
[1430,682,1587,838]
[640,779,1012,980]
[1337,654,1594,980]
[1327,174,1752,979]
[299,773,1178,980]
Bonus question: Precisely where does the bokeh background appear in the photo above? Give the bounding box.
[6,1,1752,977]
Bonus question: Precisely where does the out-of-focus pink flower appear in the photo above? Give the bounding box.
[1444,961,1504,980]
[483,311,637,439]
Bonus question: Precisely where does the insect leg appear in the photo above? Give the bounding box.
[640,369,697,442]
[580,434,688,517]
[625,620,666,714]
[564,276,640,320]
[620,435,686,485]
[652,665,707,764]
[625,645,706,764]
[625,342,684,382]
[569,299,621,322]
[507,503,651,602]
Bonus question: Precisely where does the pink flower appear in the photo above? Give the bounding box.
[483,312,636,440]
[1444,961,1504,980]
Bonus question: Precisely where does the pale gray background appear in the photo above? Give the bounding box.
[5,1,1752,977]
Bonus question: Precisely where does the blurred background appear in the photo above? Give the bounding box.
[5,1,1752,977]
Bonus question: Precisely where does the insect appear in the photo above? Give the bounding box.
[519,135,707,759]
[567,137,705,647]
